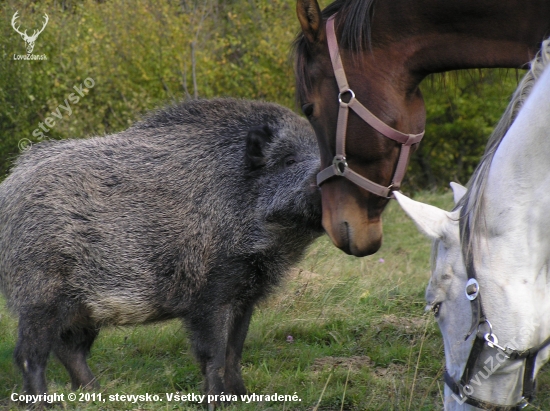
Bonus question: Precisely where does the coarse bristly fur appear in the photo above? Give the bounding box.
[0,98,323,408]
[457,39,550,267]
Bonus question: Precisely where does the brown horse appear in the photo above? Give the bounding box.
[294,0,550,256]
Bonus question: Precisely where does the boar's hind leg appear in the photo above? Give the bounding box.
[54,326,99,390]
[14,305,58,396]
[224,303,254,396]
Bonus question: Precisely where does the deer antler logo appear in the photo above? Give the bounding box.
[11,11,49,54]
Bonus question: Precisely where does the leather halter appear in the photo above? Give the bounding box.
[316,14,425,198]
[443,227,550,410]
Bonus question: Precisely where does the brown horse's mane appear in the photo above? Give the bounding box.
[292,0,376,104]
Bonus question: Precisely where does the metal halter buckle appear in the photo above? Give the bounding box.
[338,89,355,106]
[484,333,511,358]
[333,155,348,175]
[478,320,512,358]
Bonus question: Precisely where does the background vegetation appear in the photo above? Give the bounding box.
[1,0,523,188]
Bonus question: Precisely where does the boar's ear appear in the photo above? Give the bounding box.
[245,125,273,170]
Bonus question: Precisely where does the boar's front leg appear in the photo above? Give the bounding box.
[223,303,254,396]
[187,304,233,408]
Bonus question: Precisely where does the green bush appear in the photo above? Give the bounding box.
[409,70,522,190]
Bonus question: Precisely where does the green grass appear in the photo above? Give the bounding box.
[1,191,549,410]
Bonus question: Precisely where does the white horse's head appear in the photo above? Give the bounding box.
[395,184,550,410]
[393,37,550,410]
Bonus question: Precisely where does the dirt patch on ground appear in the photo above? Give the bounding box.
[373,363,408,379]
[311,356,408,381]
[376,314,427,332]
[288,268,320,281]
[310,355,373,372]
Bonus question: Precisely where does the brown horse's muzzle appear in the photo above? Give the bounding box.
[321,181,383,256]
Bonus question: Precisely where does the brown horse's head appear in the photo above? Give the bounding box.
[295,0,426,256]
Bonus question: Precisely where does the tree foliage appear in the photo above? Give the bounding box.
[0,0,297,175]
[408,70,522,190]
[0,0,523,189]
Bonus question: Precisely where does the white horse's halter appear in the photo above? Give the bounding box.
[316,15,424,198]
[444,226,550,410]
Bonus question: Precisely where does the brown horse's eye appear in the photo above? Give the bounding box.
[301,103,314,117]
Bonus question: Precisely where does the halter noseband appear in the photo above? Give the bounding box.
[443,227,550,410]
[316,15,425,198]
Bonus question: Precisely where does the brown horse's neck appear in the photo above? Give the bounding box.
[366,0,550,86]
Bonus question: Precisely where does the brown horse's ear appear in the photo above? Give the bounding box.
[296,0,324,44]
[245,126,273,170]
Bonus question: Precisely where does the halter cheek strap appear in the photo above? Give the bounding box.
[316,15,425,198]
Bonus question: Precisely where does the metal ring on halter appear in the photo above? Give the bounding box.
[338,89,355,106]
[465,278,480,301]
[480,319,493,335]
[332,155,348,175]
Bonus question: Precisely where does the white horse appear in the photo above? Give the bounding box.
[395,40,550,410]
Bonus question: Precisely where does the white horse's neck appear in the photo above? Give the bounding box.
[480,65,550,378]
[486,66,550,253]
[489,66,550,199]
